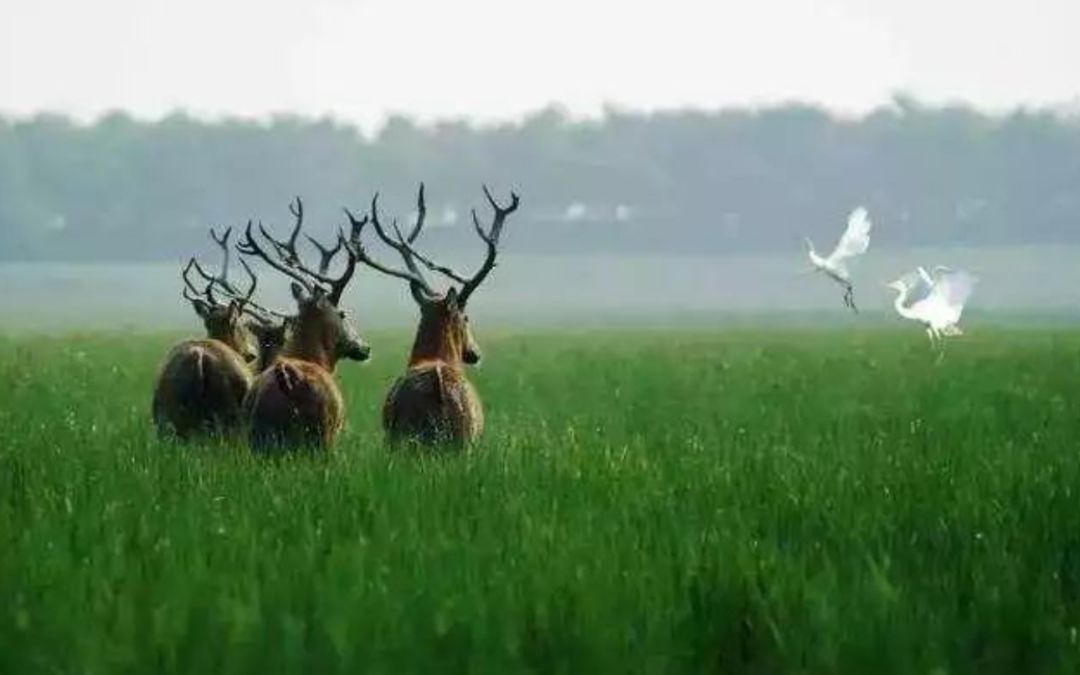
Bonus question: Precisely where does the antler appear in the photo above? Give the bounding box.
[183,234,287,322]
[457,186,519,305]
[181,226,289,322]
[262,198,305,266]
[181,258,215,308]
[205,227,253,306]
[402,182,426,244]
[390,184,469,284]
[390,185,520,306]
[210,227,233,280]
[370,189,437,290]
[353,184,520,306]
[237,197,358,305]
[305,233,343,274]
[345,194,437,304]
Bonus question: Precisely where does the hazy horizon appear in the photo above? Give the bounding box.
[4,243,1078,331]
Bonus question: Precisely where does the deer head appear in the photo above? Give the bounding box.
[181,226,290,364]
[348,184,519,366]
[237,197,370,369]
[247,316,293,371]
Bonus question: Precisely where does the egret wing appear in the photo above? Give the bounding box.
[895,267,933,307]
[825,207,871,266]
[928,268,977,323]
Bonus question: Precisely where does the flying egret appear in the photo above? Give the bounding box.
[886,266,977,342]
[805,207,872,312]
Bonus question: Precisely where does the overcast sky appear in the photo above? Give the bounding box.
[1,0,1076,130]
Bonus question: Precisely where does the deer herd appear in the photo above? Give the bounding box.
[152,184,519,453]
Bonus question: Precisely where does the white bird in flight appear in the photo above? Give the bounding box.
[886,266,977,342]
[805,207,872,313]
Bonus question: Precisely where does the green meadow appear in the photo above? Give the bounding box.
[2,328,1080,673]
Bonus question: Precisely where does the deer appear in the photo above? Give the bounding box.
[183,229,295,371]
[348,184,520,449]
[237,197,370,454]
[152,227,289,441]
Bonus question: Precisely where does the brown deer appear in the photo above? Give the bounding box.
[183,229,295,371]
[349,184,519,449]
[237,198,370,454]
[247,317,293,372]
[152,227,286,440]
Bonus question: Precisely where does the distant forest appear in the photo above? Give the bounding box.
[2,98,1079,261]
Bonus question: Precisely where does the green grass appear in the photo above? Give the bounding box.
[3,327,1080,673]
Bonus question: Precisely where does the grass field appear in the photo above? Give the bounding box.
[2,328,1080,673]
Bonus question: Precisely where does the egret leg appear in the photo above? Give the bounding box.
[936,330,948,362]
[840,284,857,313]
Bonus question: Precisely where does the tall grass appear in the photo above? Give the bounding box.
[2,328,1080,673]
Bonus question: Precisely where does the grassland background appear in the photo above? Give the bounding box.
[2,328,1080,673]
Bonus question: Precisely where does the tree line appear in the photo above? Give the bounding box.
[2,98,1079,261]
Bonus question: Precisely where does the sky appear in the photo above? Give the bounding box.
[0,0,1077,131]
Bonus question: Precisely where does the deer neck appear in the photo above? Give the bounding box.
[206,326,238,351]
[255,347,282,373]
[217,336,243,354]
[408,314,462,368]
[283,323,337,372]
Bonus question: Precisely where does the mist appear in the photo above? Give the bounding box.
[4,243,1078,332]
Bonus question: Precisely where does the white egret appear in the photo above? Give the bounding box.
[805,207,872,312]
[886,266,977,342]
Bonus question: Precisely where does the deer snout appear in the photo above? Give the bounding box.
[347,343,371,362]
[463,348,481,365]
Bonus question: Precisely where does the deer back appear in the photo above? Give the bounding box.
[383,363,483,448]
[152,338,253,440]
[244,357,346,454]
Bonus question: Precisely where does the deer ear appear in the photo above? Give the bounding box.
[445,286,460,311]
[290,282,308,303]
